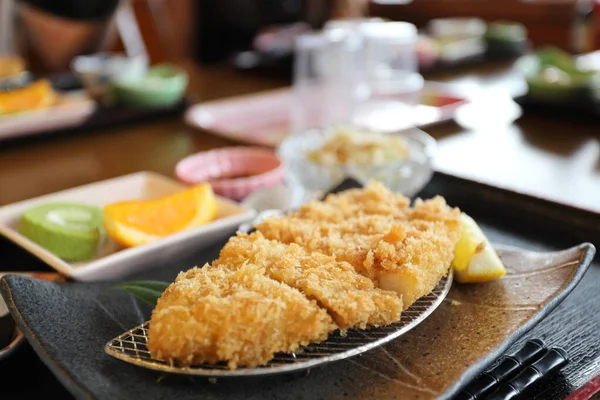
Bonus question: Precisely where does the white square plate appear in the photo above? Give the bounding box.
[0,171,256,282]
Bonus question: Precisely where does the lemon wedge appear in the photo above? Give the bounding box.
[452,212,507,283]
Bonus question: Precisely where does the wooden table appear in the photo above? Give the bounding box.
[424,61,600,215]
[0,60,599,399]
[1,60,598,214]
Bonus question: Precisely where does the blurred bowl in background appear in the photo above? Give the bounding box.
[588,73,600,103]
[515,48,596,103]
[426,18,487,63]
[0,55,30,90]
[416,35,440,68]
[110,63,188,108]
[71,52,148,104]
[0,55,25,79]
[175,146,285,201]
[0,71,32,92]
[485,20,528,45]
[277,126,436,208]
[323,17,385,32]
[428,17,487,39]
[485,20,529,56]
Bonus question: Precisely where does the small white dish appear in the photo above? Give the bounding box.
[0,172,256,282]
[428,17,487,39]
[241,184,292,212]
[71,52,148,103]
[277,127,436,208]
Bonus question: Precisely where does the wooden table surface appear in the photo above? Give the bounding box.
[1,60,598,214]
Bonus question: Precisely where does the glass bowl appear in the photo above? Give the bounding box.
[277,126,436,208]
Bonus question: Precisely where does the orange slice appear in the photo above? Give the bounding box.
[103,183,218,247]
[0,79,56,115]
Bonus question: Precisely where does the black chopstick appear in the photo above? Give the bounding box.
[454,339,548,400]
[485,347,569,400]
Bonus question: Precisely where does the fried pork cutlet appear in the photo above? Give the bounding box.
[256,182,461,308]
[292,181,412,223]
[254,215,382,276]
[214,232,402,330]
[147,263,335,369]
[146,182,460,370]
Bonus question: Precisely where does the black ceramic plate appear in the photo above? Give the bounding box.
[0,175,596,400]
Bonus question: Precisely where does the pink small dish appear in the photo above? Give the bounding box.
[175,147,285,201]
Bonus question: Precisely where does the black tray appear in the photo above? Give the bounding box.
[232,43,529,80]
[0,72,190,147]
[0,171,599,400]
[514,93,600,123]
[0,99,189,148]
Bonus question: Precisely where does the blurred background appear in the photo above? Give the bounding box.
[1,0,599,208]
[2,0,597,74]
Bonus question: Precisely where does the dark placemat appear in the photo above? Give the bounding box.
[0,172,598,400]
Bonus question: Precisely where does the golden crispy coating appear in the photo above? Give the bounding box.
[292,181,411,223]
[214,232,402,330]
[147,182,460,370]
[256,182,461,308]
[147,264,335,369]
[255,215,382,277]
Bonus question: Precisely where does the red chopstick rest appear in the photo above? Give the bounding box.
[564,375,600,400]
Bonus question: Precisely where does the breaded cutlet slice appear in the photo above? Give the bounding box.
[363,195,460,307]
[255,215,384,276]
[364,215,461,307]
[292,181,411,223]
[256,191,461,309]
[214,232,402,330]
[147,263,335,369]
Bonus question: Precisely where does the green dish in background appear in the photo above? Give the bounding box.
[110,63,188,108]
[485,21,527,44]
[516,46,597,103]
[485,20,529,54]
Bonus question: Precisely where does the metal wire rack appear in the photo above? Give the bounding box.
[105,270,452,377]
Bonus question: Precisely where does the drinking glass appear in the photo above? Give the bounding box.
[289,29,364,134]
[351,21,425,132]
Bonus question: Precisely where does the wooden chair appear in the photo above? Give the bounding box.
[113,0,195,64]
[0,0,194,73]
